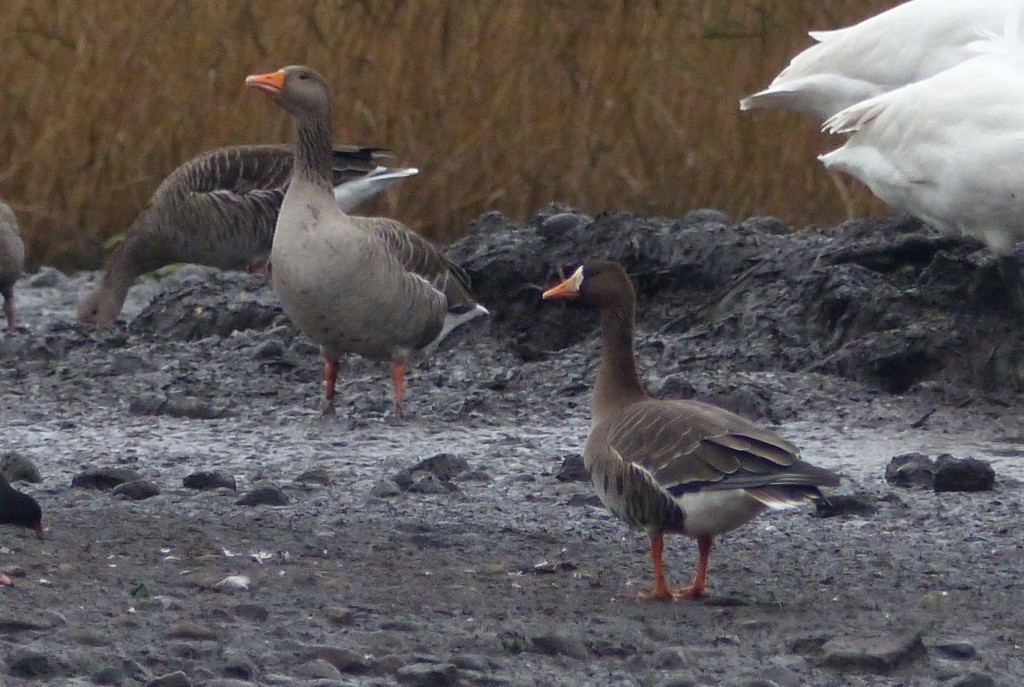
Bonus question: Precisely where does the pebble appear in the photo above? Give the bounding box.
[183,471,237,491]
[933,639,978,660]
[294,467,332,486]
[650,672,698,687]
[222,653,256,680]
[232,603,270,622]
[292,658,342,679]
[168,620,219,640]
[395,662,459,687]
[821,631,925,673]
[933,455,995,492]
[0,451,41,482]
[555,453,588,482]
[71,467,141,490]
[128,392,229,419]
[6,647,59,678]
[944,673,996,687]
[113,479,161,500]
[651,647,691,669]
[236,483,289,506]
[528,631,590,660]
[813,493,878,518]
[305,645,373,674]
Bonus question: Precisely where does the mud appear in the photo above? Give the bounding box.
[2,207,1024,687]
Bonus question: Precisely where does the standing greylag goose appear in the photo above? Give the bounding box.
[76,144,417,327]
[543,261,839,600]
[740,0,1019,120]
[0,199,24,331]
[246,65,487,417]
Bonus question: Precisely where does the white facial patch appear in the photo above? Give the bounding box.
[569,265,585,291]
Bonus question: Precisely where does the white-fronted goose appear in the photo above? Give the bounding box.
[246,65,487,417]
[543,261,839,600]
[740,0,1017,120]
[0,199,24,331]
[76,144,417,327]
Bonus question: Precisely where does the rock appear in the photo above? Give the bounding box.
[813,493,878,518]
[292,658,342,679]
[306,646,373,674]
[0,452,41,482]
[236,483,289,506]
[294,468,332,486]
[555,453,588,482]
[407,472,457,495]
[253,339,284,359]
[933,455,995,492]
[91,658,150,685]
[651,647,691,670]
[113,479,161,500]
[370,479,403,497]
[224,652,258,679]
[232,603,270,622]
[146,671,193,687]
[821,631,925,673]
[566,493,602,507]
[129,393,229,420]
[182,471,237,491]
[27,266,67,287]
[168,620,219,641]
[325,607,356,626]
[885,453,935,488]
[6,647,59,678]
[395,662,459,687]
[72,467,141,490]
[943,672,996,687]
[650,672,698,687]
[528,632,590,660]
[932,639,978,659]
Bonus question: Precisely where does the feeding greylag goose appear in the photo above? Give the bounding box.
[543,261,839,600]
[0,199,24,331]
[245,65,487,417]
[740,0,1019,120]
[76,144,417,327]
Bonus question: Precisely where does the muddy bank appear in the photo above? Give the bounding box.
[1,208,1023,687]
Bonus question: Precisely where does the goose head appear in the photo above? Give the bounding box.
[76,287,121,327]
[245,65,331,118]
[542,260,634,308]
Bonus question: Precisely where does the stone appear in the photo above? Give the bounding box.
[6,648,59,678]
[306,646,373,674]
[650,672,698,687]
[232,603,270,622]
[821,631,925,673]
[113,479,161,500]
[555,453,588,482]
[933,455,995,492]
[0,451,41,482]
[146,671,194,687]
[292,658,342,679]
[183,471,237,491]
[168,620,219,641]
[933,639,978,659]
[651,647,691,670]
[222,653,256,680]
[128,393,229,419]
[885,453,934,488]
[395,662,459,687]
[813,493,878,518]
[72,467,141,490]
[236,483,289,506]
[294,468,332,486]
[528,632,590,660]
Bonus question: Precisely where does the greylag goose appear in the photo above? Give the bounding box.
[76,144,417,327]
[0,199,24,331]
[740,0,1018,120]
[245,65,487,417]
[0,475,43,587]
[543,261,839,600]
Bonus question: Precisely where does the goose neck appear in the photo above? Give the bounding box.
[292,107,334,191]
[593,301,647,417]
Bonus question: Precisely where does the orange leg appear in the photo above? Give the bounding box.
[638,533,673,601]
[674,534,713,600]
[322,356,339,415]
[3,297,14,331]
[390,361,405,419]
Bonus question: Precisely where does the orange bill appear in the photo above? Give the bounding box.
[244,69,286,96]
[542,265,584,300]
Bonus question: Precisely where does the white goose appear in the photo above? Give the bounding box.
[740,0,1020,120]
[818,25,1024,311]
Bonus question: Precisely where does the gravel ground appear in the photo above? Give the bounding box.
[1,208,1023,687]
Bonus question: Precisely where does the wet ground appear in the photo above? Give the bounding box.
[2,207,1024,687]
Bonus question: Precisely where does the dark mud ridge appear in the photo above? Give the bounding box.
[1,206,1023,687]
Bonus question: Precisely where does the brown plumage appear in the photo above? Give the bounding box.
[0,199,24,331]
[76,144,417,327]
[543,260,839,600]
[246,65,487,417]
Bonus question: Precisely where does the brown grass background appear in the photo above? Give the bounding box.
[0,0,897,271]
